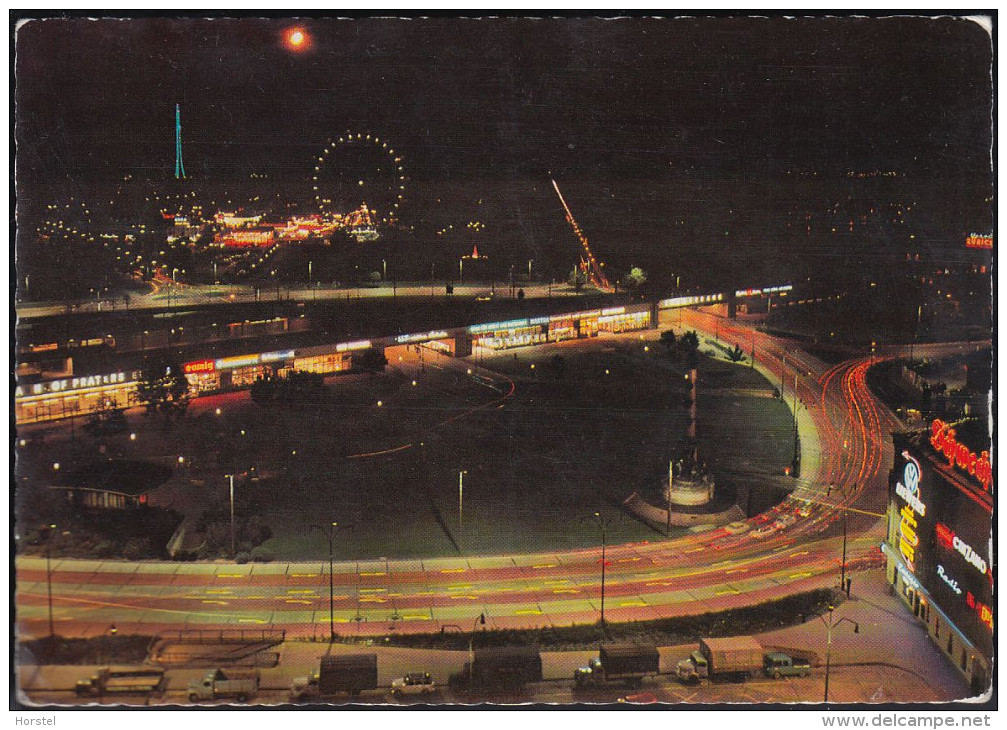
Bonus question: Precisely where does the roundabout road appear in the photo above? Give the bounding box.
[14,310,988,640]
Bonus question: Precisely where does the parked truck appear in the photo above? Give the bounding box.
[187,668,260,702]
[676,636,764,683]
[574,644,660,688]
[763,652,811,679]
[289,654,378,701]
[75,666,166,697]
[451,647,543,692]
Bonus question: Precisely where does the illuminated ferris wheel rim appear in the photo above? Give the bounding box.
[311,131,406,221]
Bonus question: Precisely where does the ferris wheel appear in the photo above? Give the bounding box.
[311,132,406,226]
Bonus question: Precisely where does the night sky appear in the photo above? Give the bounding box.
[15,15,993,183]
[13,15,995,288]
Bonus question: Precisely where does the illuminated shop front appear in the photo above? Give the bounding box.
[14,371,139,425]
[595,307,651,333]
[883,424,993,693]
[471,318,548,350]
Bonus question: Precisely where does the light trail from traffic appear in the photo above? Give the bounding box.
[13,311,987,640]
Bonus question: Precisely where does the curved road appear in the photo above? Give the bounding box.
[14,312,987,639]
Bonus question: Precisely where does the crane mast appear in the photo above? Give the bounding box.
[551,179,613,292]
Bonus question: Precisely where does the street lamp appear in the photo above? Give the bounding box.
[458,470,468,541]
[45,524,58,639]
[820,605,859,703]
[469,612,486,667]
[582,512,612,628]
[312,522,346,644]
[826,483,855,596]
[225,473,236,556]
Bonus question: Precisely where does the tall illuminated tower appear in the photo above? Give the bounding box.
[174,104,186,179]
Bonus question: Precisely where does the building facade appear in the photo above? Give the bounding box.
[883,421,993,695]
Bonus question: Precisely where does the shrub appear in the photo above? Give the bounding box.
[122,537,151,560]
[250,546,275,563]
[235,552,250,564]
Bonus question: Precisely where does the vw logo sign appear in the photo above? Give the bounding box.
[903,452,921,496]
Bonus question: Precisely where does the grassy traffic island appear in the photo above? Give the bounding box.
[16,330,795,561]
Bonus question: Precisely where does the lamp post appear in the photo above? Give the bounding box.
[820,606,859,703]
[791,371,800,478]
[45,523,57,639]
[458,470,468,542]
[312,522,344,644]
[826,483,854,596]
[469,612,486,667]
[226,473,236,556]
[582,512,612,628]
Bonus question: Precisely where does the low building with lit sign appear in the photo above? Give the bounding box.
[884,422,993,694]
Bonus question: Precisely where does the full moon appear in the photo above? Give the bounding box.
[284,28,309,51]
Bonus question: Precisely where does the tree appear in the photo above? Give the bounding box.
[659,329,677,351]
[353,348,389,375]
[135,358,190,421]
[728,344,746,363]
[568,266,588,291]
[623,266,648,288]
[681,330,700,351]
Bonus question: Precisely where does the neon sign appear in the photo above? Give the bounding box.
[336,340,371,353]
[937,564,962,595]
[896,452,925,571]
[184,359,216,375]
[930,419,992,491]
[935,522,989,577]
[965,233,993,249]
[966,592,994,631]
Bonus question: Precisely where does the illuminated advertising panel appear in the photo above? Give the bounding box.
[183,359,216,375]
[215,354,261,370]
[965,233,993,249]
[336,340,372,353]
[395,330,449,345]
[890,437,993,656]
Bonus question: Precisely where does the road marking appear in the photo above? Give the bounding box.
[646,581,675,587]
[286,589,316,594]
[359,588,386,593]
[544,580,572,585]
[450,595,479,600]
[617,557,641,563]
[532,564,556,569]
[402,615,429,621]
[201,600,229,605]
[715,588,741,596]
[216,573,245,578]
[360,572,386,577]
[552,588,579,594]
[789,551,810,558]
[447,585,473,590]
[204,589,232,595]
[684,547,704,554]
[619,600,647,607]
[285,599,312,605]
[359,597,387,603]
[788,571,813,579]
[440,568,466,574]
[515,609,542,615]
[725,568,748,575]
[289,573,317,578]
[238,619,266,624]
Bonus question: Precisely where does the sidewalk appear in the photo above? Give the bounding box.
[755,568,970,700]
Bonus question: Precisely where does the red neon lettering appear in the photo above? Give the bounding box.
[935,522,955,550]
[929,420,993,492]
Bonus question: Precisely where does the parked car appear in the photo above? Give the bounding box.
[390,672,436,697]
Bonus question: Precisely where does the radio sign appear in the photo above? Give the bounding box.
[184,359,216,375]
